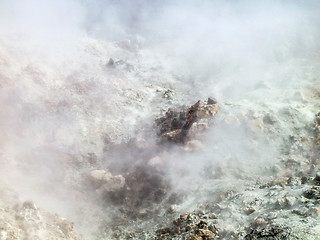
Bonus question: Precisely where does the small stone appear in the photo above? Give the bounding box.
[89,170,106,182]
[207,97,217,105]
[304,186,320,199]
[172,226,181,234]
[107,58,114,66]
[275,198,287,209]
[148,156,163,167]
[197,220,208,229]
[270,164,282,174]
[208,224,219,234]
[308,207,320,218]
[101,175,125,192]
[183,140,204,152]
[137,209,148,218]
[194,228,215,238]
[156,227,171,235]
[163,89,174,100]
[292,207,308,216]
[245,207,255,215]
[272,177,289,187]
[22,201,37,210]
[288,176,302,186]
[167,205,177,214]
[196,210,205,216]
[263,113,277,125]
[255,217,267,226]
[286,197,296,208]
[313,172,320,185]
[209,213,217,219]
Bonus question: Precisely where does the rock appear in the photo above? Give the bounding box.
[245,207,255,215]
[245,224,291,239]
[183,140,204,152]
[262,113,277,125]
[285,197,296,208]
[163,89,174,100]
[288,176,302,186]
[304,186,320,199]
[207,97,217,105]
[308,207,320,218]
[100,175,125,192]
[88,170,108,188]
[313,172,320,185]
[148,156,164,167]
[161,129,183,143]
[275,198,287,209]
[190,121,209,131]
[89,170,106,181]
[156,227,171,235]
[167,205,177,214]
[107,58,114,66]
[194,228,215,238]
[292,207,309,216]
[22,201,37,210]
[156,100,218,144]
[254,217,267,226]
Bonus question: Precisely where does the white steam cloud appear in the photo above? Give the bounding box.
[0,0,320,238]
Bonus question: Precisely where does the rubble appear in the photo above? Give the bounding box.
[156,213,218,240]
[0,193,83,240]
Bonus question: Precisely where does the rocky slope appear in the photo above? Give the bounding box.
[1,1,320,239]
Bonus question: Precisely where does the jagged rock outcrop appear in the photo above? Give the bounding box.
[156,98,218,144]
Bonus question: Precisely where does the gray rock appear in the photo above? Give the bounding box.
[285,197,296,208]
[275,198,287,209]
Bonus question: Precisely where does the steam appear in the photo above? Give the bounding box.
[0,0,320,238]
